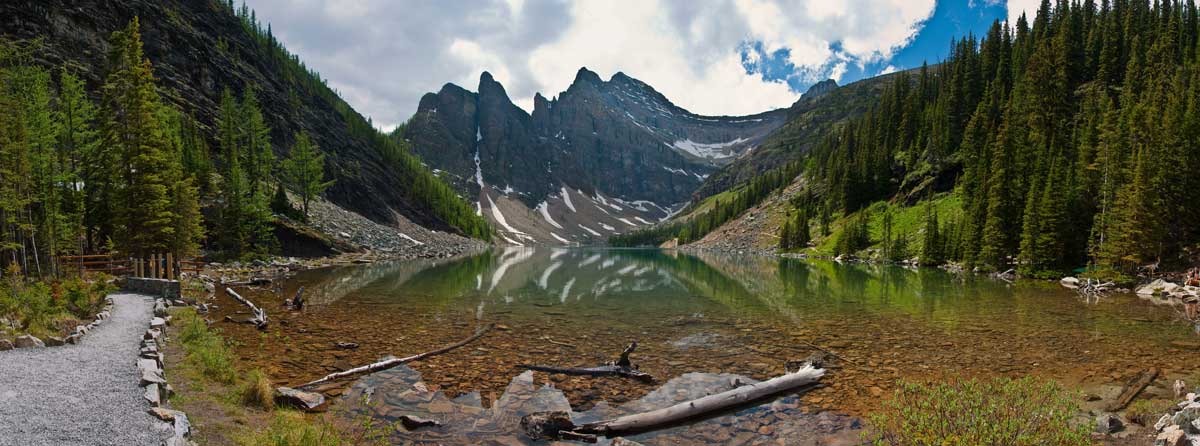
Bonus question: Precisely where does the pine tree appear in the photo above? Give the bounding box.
[100,17,177,256]
[281,131,332,219]
[55,69,96,256]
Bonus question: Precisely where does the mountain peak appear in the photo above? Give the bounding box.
[804,79,838,98]
[478,70,511,102]
[572,67,602,86]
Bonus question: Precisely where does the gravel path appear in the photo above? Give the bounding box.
[0,293,168,446]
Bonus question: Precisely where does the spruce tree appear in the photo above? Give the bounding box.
[281,131,332,219]
[100,17,177,256]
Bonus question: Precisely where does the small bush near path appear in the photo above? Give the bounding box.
[0,262,114,339]
[865,376,1092,446]
[240,368,276,410]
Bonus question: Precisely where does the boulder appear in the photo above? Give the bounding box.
[1096,413,1124,434]
[65,334,81,345]
[154,301,168,317]
[1138,279,1180,296]
[44,336,65,347]
[0,339,12,351]
[1156,414,1172,432]
[148,407,182,422]
[275,387,326,412]
[139,358,166,385]
[1061,277,1081,289]
[14,335,44,348]
[144,383,162,407]
[150,317,166,330]
[1156,425,1187,446]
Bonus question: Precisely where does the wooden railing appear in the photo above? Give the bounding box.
[58,253,199,280]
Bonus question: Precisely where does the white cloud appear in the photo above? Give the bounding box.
[1006,0,1042,26]
[246,0,934,129]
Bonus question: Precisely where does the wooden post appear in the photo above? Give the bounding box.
[135,257,142,278]
[166,253,175,280]
[152,254,159,278]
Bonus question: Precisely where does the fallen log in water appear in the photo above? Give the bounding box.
[1106,367,1159,411]
[521,365,825,441]
[225,287,267,330]
[298,323,494,389]
[518,341,654,383]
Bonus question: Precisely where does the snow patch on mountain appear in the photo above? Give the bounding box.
[671,137,748,160]
[536,201,563,229]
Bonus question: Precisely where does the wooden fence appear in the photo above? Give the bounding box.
[58,253,198,280]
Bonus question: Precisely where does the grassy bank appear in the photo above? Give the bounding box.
[165,307,383,445]
[0,263,114,341]
[865,376,1092,446]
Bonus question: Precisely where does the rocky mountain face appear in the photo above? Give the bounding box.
[1,0,460,231]
[691,73,901,201]
[405,68,788,244]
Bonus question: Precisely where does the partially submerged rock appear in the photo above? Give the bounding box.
[0,339,13,351]
[1095,413,1123,434]
[1137,279,1180,296]
[275,387,326,412]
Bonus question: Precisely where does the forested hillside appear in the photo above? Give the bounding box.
[0,0,489,242]
[783,0,1200,278]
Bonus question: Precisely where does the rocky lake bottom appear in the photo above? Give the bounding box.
[207,248,1200,444]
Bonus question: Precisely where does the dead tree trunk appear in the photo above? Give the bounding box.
[285,286,304,310]
[1106,367,1159,412]
[298,324,493,389]
[518,341,654,383]
[225,287,267,329]
[522,365,825,441]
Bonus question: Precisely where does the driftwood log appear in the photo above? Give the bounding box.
[1106,367,1159,411]
[298,324,494,389]
[522,365,825,441]
[225,287,267,329]
[518,341,654,383]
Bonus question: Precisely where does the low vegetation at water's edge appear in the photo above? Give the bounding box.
[865,376,1091,446]
[169,308,386,446]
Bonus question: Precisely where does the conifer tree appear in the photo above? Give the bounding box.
[281,131,332,219]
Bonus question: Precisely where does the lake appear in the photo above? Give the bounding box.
[213,248,1200,444]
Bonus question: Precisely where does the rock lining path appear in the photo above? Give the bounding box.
[0,293,167,446]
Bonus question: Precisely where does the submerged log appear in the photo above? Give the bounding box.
[298,324,493,389]
[518,341,654,383]
[1106,367,1159,412]
[225,287,267,330]
[522,365,825,440]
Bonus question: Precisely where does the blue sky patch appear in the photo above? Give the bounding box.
[742,0,1009,93]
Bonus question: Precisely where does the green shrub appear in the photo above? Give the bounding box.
[241,368,276,410]
[865,376,1092,446]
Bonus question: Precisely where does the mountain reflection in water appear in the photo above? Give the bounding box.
[219,248,1200,434]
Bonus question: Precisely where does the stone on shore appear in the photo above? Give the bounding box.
[14,335,45,349]
[1061,277,1081,289]
[275,387,326,412]
[44,336,65,347]
[1095,413,1124,434]
[0,339,12,351]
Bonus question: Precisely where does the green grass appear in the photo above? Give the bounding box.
[176,308,239,385]
[812,194,961,257]
[235,410,350,446]
[865,376,1092,446]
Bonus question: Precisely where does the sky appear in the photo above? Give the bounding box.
[246,0,1042,131]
